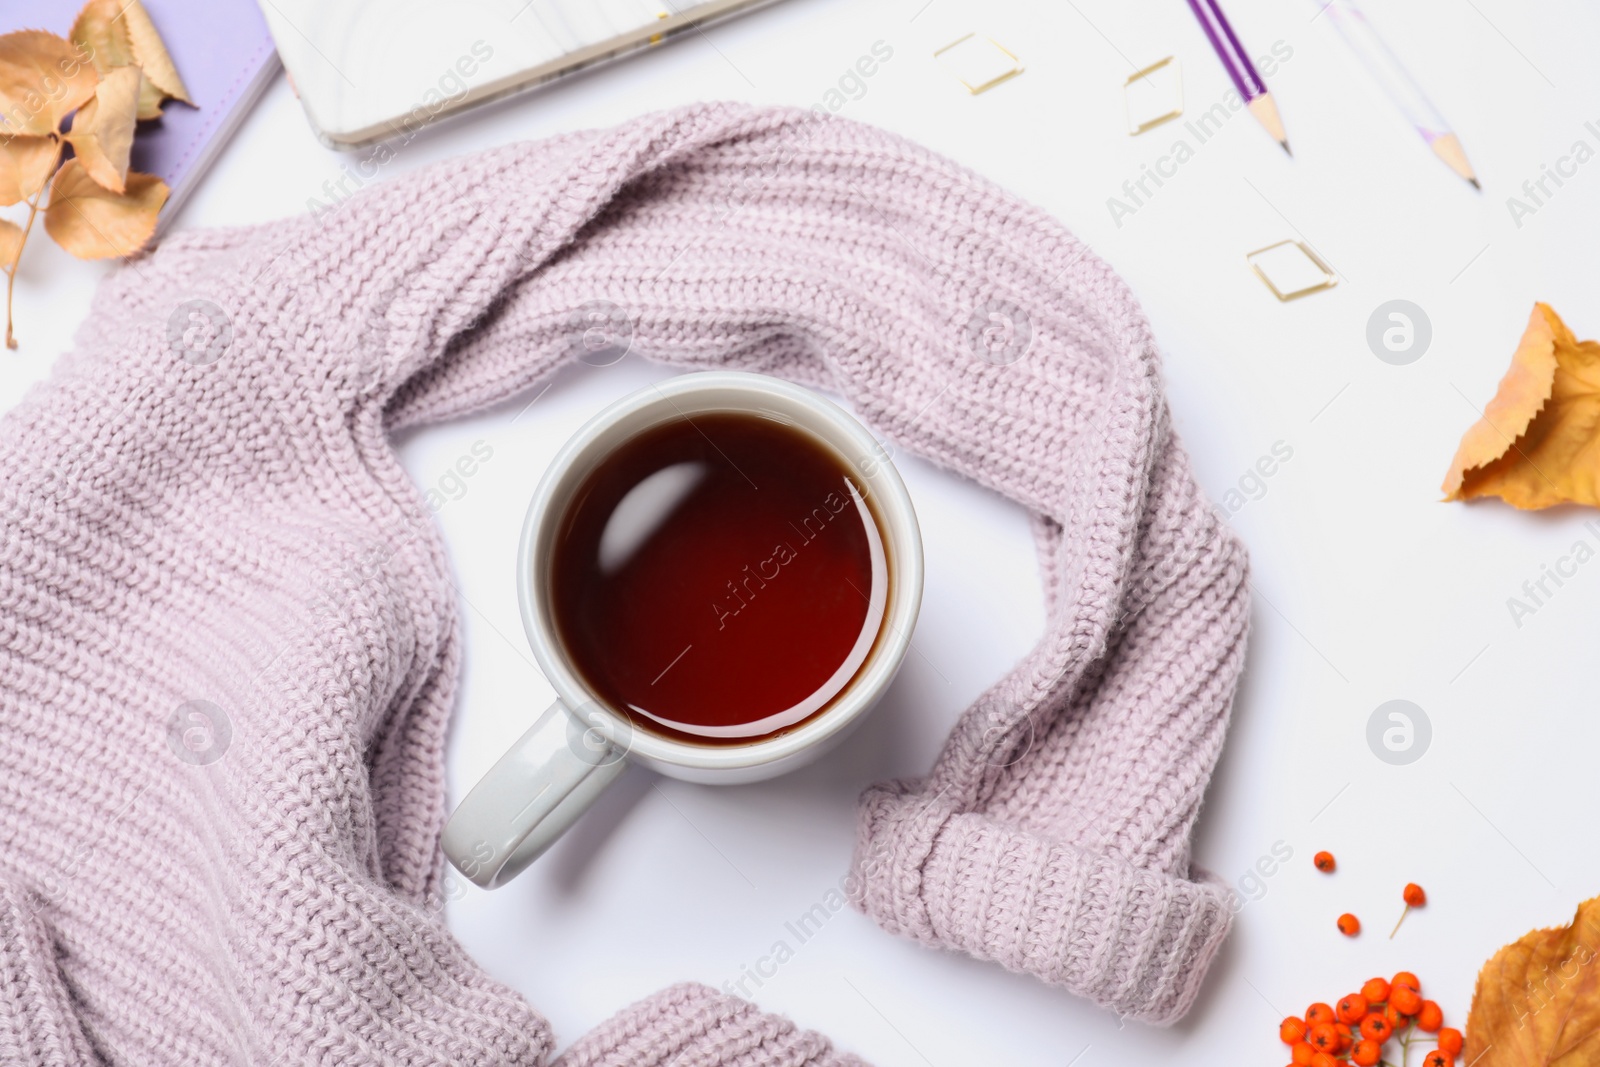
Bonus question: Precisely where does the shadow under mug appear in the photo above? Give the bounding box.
[443,371,923,889]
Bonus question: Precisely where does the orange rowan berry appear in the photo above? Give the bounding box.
[1392,884,1428,936]
[1385,1003,1411,1029]
[1361,977,1391,1003]
[1291,1041,1316,1066]
[1351,1039,1382,1067]
[1308,1023,1340,1053]
[1310,1054,1339,1067]
[1423,1052,1450,1067]
[1334,1023,1354,1053]
[1438,1027,1464,1056]
[1337,994,1368,1024]
[1360,1013,1393,1043]
[1281,1016,1308,1044]
[1338,913,1362,936]
[1307,1003,1336,1027]
[1392,971,1422,992]
[1416,999,1443,1032]
[1315,851,1336,872]
[1391,985,1423,1015]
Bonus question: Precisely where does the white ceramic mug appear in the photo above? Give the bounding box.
[443,371,923,888]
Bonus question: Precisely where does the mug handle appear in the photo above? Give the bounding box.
[443,699,626,888]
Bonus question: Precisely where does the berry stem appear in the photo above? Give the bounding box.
[1390,904,1411,939]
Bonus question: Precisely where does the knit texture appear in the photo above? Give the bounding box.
[850,417,1250,1022]
[0,102,1247,1062]
[557,985,866,1067]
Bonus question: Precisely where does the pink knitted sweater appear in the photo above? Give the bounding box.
[0,103,1248,1064]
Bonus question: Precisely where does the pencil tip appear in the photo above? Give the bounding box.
[1469,178,1482,191]
[1280,140,1293,157]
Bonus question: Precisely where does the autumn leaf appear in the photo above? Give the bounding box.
[134,78,163,121]
[2,6,188,348]
[118,1,189,105]
[0,219,23,265]
[69,0,136,71]
[0,30,99,137]
[70,0,182,120]
[1442,303,1600,509]
[43,158,166,259]
[66,65,138,193]
[0,134,58,205]
[1465,895,1600,1066]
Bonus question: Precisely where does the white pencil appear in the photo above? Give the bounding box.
[1315,0,1480,189]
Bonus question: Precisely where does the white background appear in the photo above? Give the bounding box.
[6,1,1600,1063]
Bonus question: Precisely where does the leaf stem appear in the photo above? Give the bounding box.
[5,137,62,351]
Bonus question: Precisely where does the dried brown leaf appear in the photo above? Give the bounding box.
[1442,304,1600,509]
[119,2,189,105]
[43,158,165,259]
[0,30,99,136]
[69,0,135,70]
[66,65,138,193]
[0,218,24,265]
[1465,895,1600,1066]
[69,0,163,118]
[0,134,58,205]
[132,71,164,120]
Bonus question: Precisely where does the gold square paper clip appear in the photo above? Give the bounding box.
[1124,56,1183,135]
[934,33,1024,94]
[1247,239,1339,302]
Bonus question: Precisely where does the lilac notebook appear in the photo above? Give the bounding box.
[8,0,281,233]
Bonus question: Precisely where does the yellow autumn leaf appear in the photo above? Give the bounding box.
[133,77,163,121]
[67,65,139,193]
[0,134,58,205]
[0,30,99,137]
[134,80,163,120]
[0,218,23,265]
[1442,303,1600,509]
[1465,895,1600,1066]
[71,0,134,67]
[118,1,189,105]
[70,0,172,119]
[43,158,166,259]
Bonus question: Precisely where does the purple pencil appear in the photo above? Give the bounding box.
[1185,0,1291,154]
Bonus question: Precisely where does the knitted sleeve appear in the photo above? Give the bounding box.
[851,418,1249,1024]
[384,108,1252,1018]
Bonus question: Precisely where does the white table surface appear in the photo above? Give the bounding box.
[6,1,1600,1063]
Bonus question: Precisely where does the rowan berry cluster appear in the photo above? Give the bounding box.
[1279,972,1461,1067]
